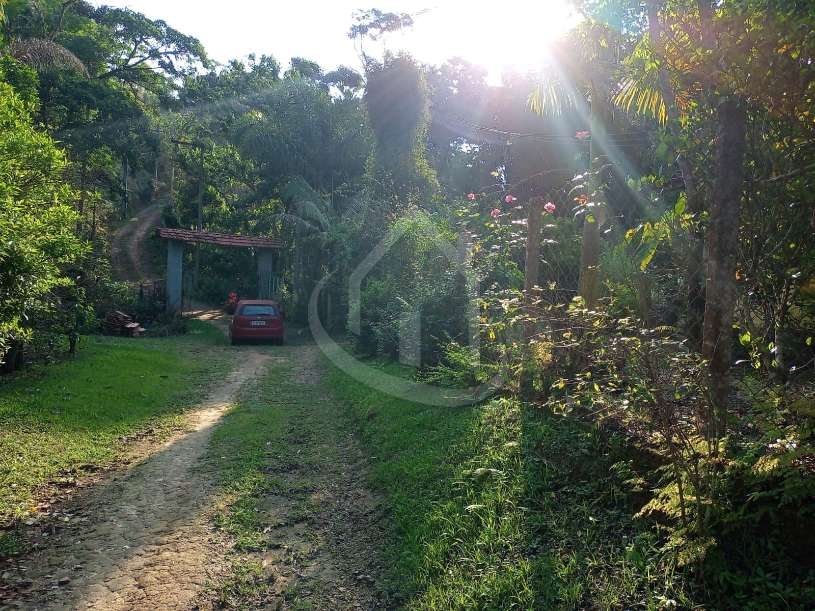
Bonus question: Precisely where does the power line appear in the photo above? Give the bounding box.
[439,114,650,144]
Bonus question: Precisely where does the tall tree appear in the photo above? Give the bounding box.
[364,53,438,204]
[702,97,746,436]
[0,66,86,366]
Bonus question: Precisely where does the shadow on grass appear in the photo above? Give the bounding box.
[328,361,697,609]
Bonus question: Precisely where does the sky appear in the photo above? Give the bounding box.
[88,1,581,80]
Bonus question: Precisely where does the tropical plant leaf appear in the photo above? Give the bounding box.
[281,176,330,232]
[528,74,582,117]
[614,77,667,125]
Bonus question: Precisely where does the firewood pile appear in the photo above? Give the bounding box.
[103,310,145,337]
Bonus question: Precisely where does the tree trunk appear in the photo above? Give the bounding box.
[1,341,24,374]
[702,97,746,438]
[579,81,608,309]
[637,272,654,328]
[773,278,792,382]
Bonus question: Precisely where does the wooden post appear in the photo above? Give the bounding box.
[579,80,610,309]
[524,197,545,343]
[520,197,545,395]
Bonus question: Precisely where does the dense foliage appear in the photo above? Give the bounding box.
[0,58,86,367]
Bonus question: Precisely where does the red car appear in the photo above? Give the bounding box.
[229,300,284,345]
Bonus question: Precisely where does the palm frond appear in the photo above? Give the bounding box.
[612,34,684,126]
[294,199,330,232]
[269,212,323,233]
[614,77,668,125]
[8,38,88,76]
[528,77,581,117]
[281,176,330,232]
[340,192,374,220]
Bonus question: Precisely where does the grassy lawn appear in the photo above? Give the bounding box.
[329,361,695,610]
[0,320,228,531]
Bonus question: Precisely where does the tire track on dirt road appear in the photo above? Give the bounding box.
[2,315,389,610]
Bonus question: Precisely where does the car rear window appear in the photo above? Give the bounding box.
[239,304,278,316]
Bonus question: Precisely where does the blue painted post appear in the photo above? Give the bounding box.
[257,249,275,299]
[166,239,184,313]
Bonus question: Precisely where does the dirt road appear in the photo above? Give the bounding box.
[110,203,165,282]
[1,320,386,610]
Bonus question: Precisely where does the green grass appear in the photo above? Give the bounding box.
[329,361,695,610]
[204,359,286,607]
[206,353,342,607]
[0,320,228,528]
[207,359,287,552]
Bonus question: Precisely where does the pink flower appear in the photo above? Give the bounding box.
[544,202,557,214]
[575,130,591,140]
[490,208,501,219]
[504,194,517,204]
[467,192,477,201]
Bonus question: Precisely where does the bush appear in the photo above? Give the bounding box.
[354,210,471,364]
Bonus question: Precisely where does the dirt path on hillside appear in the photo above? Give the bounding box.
[1,319,388,610]
[110,203,164,282]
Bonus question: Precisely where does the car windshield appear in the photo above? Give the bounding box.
[239,304,278,317]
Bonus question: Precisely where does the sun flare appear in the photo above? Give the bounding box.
[394,1,581,80]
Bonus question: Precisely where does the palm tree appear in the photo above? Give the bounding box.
[279,176,369,328]
[7,37,87,74]
[1,0,87,75]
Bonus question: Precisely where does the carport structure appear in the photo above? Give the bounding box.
[157,228,283,313]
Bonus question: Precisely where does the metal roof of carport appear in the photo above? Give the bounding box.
[157,228,283,249]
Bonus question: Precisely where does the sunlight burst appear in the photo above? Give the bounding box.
[397,1,581,79]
